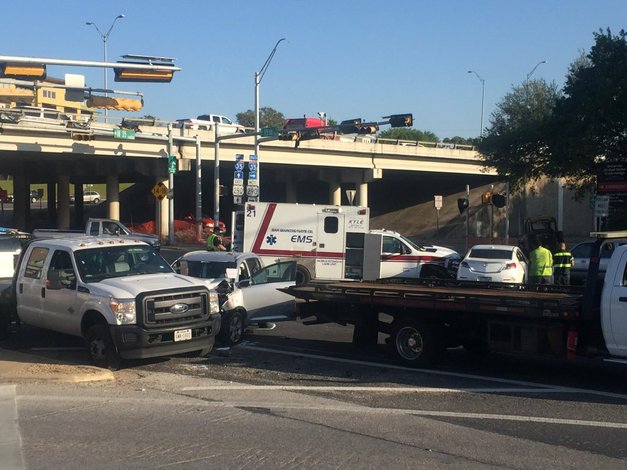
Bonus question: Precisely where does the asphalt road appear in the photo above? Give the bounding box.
[2,318,627,468]
[2,248,627,468]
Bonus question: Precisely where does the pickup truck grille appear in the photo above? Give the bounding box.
[139,289,209,327]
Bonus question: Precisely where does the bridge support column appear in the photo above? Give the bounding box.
[358,182,368,207]
[285,179,297,203]
[330,182,341,205]
[13,168,28,231]
[106,175,120,221]
[155,176,169,244]
[57,175,70,230]
[46,182,57,226]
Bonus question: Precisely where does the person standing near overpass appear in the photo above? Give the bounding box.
[553,242,574,285]
[206,230,227,252]
[529,237,554,285]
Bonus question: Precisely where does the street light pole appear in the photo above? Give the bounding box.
[467,70,485,138]
[254,38,285,201]
[86,14,124,122]
[526,60,547,83]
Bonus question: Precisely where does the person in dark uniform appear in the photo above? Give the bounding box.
[553,242,574,285]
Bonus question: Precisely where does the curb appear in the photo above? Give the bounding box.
[0,349,114,384]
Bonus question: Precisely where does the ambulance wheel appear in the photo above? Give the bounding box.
[295,265,311,285]
[390,319,440,367]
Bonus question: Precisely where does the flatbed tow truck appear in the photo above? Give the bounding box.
[283,231,627,367]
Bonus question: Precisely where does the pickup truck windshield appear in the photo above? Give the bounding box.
[74,245,172,282]
[180,260,237,279]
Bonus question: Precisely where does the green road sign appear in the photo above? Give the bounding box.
[168,155,177,174]
[113,129,136,140]
[260,127,279,137]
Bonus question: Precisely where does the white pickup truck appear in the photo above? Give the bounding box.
[0,237,221,368]
[33,218,160,250]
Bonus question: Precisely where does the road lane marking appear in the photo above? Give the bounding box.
[182,385,560,393]
[0,385,25,470]
[239,343,627,401]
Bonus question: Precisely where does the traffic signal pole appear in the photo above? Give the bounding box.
[465,184,470,252]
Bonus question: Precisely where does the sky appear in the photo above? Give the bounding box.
[3,0,626,139]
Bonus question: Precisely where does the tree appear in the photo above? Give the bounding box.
[548,29,627,190]
[443,136,477,146]
[378,128,439,142]
[480,29,627,195]
[236,107,285,128]
[478,79,561,191]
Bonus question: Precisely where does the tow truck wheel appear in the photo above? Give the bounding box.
[218,310,245,346]
[86,324,121,370]
[295,265,311,285]
[390,319,439,367]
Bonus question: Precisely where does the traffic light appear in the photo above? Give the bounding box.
[87,96,143,111]
[387,113,413,128]
[339,118,362,134]
[457,198,469,214]
[114,67,174,83]
[71,132,95,141]
[492,193,507,208]
[358,122,379,134]
[278,131,299,141]
[0,63,46,80]
[481,191,492,204]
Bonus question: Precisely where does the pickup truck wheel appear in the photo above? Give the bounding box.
[391,319,439,367]
[218,310,245,346]
[296,265,311,285]
[86,324,121,370]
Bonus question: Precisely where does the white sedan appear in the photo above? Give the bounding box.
[172,251,296,345]
[457,245,528,283]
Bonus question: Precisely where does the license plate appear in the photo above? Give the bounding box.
[174,329,192,342]
[478,276,491,282]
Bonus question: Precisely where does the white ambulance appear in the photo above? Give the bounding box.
[232,202,460,284]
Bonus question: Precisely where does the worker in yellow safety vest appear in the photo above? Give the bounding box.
[528,237,554,285]
[206,231,227,252]
[553,242,574,285]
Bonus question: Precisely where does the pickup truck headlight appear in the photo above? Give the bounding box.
[110,298,137,325]
[208,290,220,315]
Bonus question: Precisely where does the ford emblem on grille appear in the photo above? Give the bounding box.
[170,303,190,314]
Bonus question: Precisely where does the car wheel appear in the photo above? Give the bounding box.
[86,324,121,370]
[218,310,245,346]
[390,318,441,367]
[92,197,100,204]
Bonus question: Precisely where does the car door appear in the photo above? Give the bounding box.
[16,246,49,326]
[238,260,296,322]
[41,249,82,336]
[380,235,418,278]
[606,249,627,356]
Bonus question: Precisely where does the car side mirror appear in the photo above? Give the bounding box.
[238,279,251,288]
[225,268,238,281]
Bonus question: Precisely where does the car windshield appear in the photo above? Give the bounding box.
[179,260,236,279]
[0,237,23,252]
[74,245,172,282]
[468,249,513,260]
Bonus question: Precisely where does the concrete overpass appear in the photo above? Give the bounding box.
[0,116,497,240]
